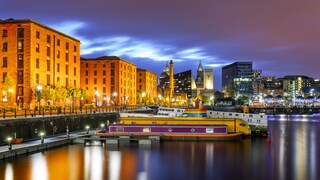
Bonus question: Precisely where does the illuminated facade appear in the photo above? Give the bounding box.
[136,68,158,104]
[80,56,137,106]
[0,19,80,107]
[222,62,253,98]
[278,75,313,99]
[204,69,214,90]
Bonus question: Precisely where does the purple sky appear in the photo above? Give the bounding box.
[1,0,319,90]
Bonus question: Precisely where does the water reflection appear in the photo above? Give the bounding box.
[0,117,320,180]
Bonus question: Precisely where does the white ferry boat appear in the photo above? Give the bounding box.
[157,107,268,130]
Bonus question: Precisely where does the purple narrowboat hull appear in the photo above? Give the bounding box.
[109,124,228,134]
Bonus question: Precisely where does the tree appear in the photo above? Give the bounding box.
[55,85,68,106]
[40,86,56,105]
[136,92,142,105]
[2,75,14,104]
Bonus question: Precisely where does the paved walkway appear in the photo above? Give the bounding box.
[0,131,87,154]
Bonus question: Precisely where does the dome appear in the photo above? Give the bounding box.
[160,72,169,79]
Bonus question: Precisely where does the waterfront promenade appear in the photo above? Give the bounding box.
[0,131,87,160]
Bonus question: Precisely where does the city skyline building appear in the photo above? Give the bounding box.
[0,19,80,108]
[222,62,253,98]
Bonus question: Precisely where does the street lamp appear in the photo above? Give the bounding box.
[39,132,45,144]
[86,125,90,134]
[142,92,146,106]
[112,92,117,106]
[158,94,162,105]
[94,90,99,107]
[36,85,43,115]
[7,137,12,150]
[100,123,105,131]
[210,95,214,106]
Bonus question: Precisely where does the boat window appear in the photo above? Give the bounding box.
[239,123,246,127]
[209,112,212,114]
[143,128,151,132]
[152,122,157,124]
[229,113,232,116]
[249,115,253,117]
[116,127,124,132]
[235,114,239,116]
[260,115,263,118]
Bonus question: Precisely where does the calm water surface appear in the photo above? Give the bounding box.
[1,115,320,180]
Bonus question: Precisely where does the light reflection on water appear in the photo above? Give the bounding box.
[0,116,320,180]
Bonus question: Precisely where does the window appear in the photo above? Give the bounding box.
[74,56,76,63]
[102,63,106,67]
[36,43,40,52]
[74,67,76,76]
[17,28,24,38]
[47,60,50,71]
[103,87,106,93]
[36,58,39,68]
[46,46,50,56]
[47,35,51,43]
[74,80,76,87]
[18,86,23,96]
[2,29,8,37]
[139,85,142,90]
[57,50,60,58]
[17,55,23,68]
[139,79,142,83]
[2,57,7,67]
[57,63,60,72]
[36,74,39,83]
[111,69,115,76]
[18,70,23,84]
[74,45,77,52]
[85,63,88,68]
[66,42,69,50]
[103,70,106,76]
[66,52,69,62]
[47,74,50,85]
[94,78,97,84]
[2,72,7,82]
[36,31,40,39]
[103,78,106,84]
[111,63,115,68]
[17,40,23,52]
[85,71,88,76]
[66,65,69,75]
[66,78,69,87]
[94,63,97,68]
[57,77,60,82]
[57,39,60,46]
[85,78,88,84]
[94,71,97,76]
[2,42,8,52]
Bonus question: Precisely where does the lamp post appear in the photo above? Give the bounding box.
[142,92,146,106]
[158,94,162,105]
[36,85,43,115]
[7,137,12,150]
[210,95,214,107]
[94,90,99,107]
[86,125,90,134]
[40,132,45,144]
[112,92,117,106]
[100,123,105,131]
